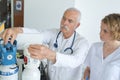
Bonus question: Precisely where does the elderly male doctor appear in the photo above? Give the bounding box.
[1,8,89,80]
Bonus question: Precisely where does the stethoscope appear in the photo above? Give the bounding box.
[54,31,76,54]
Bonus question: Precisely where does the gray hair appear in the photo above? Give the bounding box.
[65,7,81,22]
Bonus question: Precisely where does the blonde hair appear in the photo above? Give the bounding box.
[102,13,120,40]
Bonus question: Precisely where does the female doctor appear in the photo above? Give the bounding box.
[1,8,89,80]
[83,13,120,80]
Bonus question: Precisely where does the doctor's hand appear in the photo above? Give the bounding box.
[0,27,23,44]
[28,44,56,63]
[82,67,90,80]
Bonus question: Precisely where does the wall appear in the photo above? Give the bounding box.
[24,0,74,30]
[24,0,120,45]
[75,0,120,44]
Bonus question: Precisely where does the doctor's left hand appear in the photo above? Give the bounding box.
[0,27,23,44]
[28,44,56,63]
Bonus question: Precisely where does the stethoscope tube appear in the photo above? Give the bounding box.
[53,31,61,48]
[54,31,76,54]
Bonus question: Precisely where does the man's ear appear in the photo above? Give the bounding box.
[76,22,80,29]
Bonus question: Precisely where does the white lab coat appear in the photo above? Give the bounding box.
[85,42,120,80]
[16,28,89,80]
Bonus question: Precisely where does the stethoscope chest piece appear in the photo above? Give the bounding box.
[54,43,58,48]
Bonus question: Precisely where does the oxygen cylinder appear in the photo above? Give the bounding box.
[22,47,40,80]
[0,64,19,80]
[22,64,40,80]
[0,39,18,80]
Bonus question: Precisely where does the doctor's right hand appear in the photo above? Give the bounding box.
[28,44,56,63]
[0,27,23,44]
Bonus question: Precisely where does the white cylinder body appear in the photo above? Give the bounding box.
[0,64,19,80]
[22,66,40,80]
[22,45,41,80]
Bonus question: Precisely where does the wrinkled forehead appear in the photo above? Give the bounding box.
[63,10,79,20]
